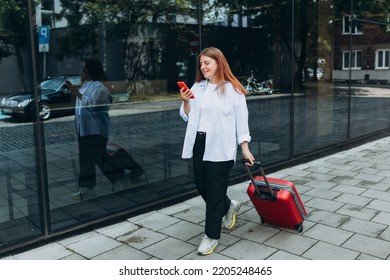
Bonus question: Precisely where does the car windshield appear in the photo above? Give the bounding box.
[40,78,64,91]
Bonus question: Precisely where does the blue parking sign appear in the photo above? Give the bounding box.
[38,26,50,52]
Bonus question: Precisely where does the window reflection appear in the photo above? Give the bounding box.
[2,0,390,256]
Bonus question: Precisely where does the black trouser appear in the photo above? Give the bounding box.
[193,132,234,239]
[78,135,108,188]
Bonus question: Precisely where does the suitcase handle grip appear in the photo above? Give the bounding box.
[241,159,276,198]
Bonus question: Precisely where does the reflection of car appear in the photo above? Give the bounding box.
[0,75,81,120]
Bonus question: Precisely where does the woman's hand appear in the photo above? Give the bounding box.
[180,87,193,102]
[241,141,255,165]
[180,87,192,115]
[66,81,82,99]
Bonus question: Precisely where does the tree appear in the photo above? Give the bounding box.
[55,0,201,97]
[212,0,390,88]
[0,0,32,90]
[55,0,197,60]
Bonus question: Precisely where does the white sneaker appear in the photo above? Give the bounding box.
[223,200,241,230]
[197,235,218,256]
[72,187,96,200]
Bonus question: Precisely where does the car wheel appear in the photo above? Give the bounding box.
[39,103,51,120]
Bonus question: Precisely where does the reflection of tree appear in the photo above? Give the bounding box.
[124,25,167,97]
[213,0,390,89]
[56,0,196,61]
[56,0,198,96]
[0,0,30,90]
[334,0,390,20]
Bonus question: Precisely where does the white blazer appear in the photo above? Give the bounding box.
[180,80,251,162]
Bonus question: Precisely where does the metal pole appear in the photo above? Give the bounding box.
[290,0,295,159]
[198,0,202,50]
[347,0,353,140]
[43,52,46,79]
[27,0,51,236]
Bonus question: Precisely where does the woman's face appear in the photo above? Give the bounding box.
[200,55,218,83]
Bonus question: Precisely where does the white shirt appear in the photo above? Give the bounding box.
[180,80,251,162]
[75,81,110,137]
[197,83,217,132]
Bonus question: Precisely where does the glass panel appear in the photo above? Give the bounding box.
[344,52,349,68]
[41,0,200,231]
[354,16,363,34]
[0,0,43,250]
[356,51,361,68]
[348,1,390,137]
[344,16,350,34]
[331,4,351,149]
[294,0,349,156]
[351,52,356,67]
[40,0,292,231]
[41,0,54,11]
[378,51,383,67]
[294,0,390,155]
[3,0,390,256]
[203,1,292,174]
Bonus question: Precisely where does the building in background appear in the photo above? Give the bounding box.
[333,14,390,83]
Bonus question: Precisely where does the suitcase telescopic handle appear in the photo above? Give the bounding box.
[241,160,276,198]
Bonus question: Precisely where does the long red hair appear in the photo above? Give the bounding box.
[195,47,247,95]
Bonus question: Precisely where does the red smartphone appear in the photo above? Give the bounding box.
[177,81,194,99]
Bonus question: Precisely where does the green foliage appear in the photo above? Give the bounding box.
[55,0,196,60]
[333,0,390,17]
[0,0,29,62]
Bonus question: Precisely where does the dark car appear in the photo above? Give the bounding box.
[0,75,81,120]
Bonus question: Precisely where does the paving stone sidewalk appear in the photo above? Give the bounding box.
[3,136,390,260]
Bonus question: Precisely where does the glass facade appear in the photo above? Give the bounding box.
[1,0,390,256]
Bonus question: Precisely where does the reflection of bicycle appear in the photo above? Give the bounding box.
[243,72,273,95]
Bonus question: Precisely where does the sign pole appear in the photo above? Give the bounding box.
[38,26,50,79]
[43,53,46,79]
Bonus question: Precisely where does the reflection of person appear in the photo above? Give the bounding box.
[67,57,111,200]
[179,47,255,256]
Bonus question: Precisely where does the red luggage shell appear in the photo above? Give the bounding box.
[244,162,307,232]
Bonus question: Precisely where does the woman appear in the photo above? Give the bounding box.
[67,57,111,200]
[179,47,255,255]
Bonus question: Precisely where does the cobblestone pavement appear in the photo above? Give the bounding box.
[0,100,182,152]
[2,136,390,260]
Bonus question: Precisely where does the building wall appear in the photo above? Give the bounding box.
[334,15,390,82]
[0,56,22,95]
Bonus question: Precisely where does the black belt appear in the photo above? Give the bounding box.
[197,131,206,136]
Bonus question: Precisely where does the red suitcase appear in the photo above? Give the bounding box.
[103,143,144,183]
[243,161,307,232]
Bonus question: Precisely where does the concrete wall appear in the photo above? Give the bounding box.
[0,55,22,96]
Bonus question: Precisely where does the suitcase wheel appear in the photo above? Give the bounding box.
[260,217,265,224]
[295,224,303,233]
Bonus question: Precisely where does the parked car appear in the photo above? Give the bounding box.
[0,75,81,120]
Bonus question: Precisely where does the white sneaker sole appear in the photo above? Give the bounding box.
[197,242,218,256]
[226,202,241,230]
